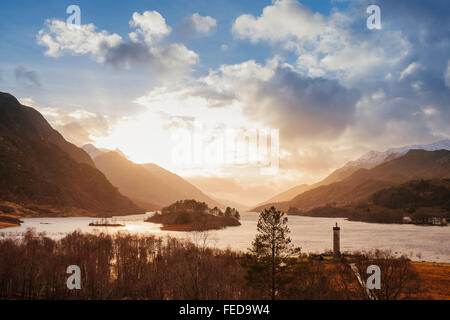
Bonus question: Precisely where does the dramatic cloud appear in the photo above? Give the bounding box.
[232,0,450,146]
[247,66,360,140]
[128,57,361,189]
[31,0,450,200]
[183,60,359,141]
[233,0,408,84]
[37,11,199,76]
[126,0,449,191]
[14,66,42,88]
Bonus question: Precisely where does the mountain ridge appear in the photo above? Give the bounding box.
[0,92,143,216]
[83,144,223,210]
[257,139,450,208]
[253,149,450,212]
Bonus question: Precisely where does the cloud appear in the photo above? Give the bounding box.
[37,19,122,60]
[184,13,217,35]
[14,66,41,87]
[103,40,198,74]
[37,11,199,76]
[231,0,450,144]
[127,0,450,186]
[129,11,171,44]
[233,0,325,44]
[247,65,360,140]
[129,58,360,186]
[184,60,359,142]
[232,0,409,84]
[19,98,117,146]
[32,0,450,189]
[102,0,450,186]
[399,62,421,80]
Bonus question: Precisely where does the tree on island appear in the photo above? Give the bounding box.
[243,206,300,300]
[224,207,240,220]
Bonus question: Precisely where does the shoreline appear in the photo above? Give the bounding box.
[0,210,151,230]
[1,222,449,264]
[3,214,449,264]
[0,222,21,229]
[288,213,450,227]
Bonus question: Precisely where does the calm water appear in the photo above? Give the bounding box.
[1,212,449,262]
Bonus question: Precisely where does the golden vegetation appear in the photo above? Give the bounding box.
[0,230,444,300]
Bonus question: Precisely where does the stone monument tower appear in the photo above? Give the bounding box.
[333,222,340,257]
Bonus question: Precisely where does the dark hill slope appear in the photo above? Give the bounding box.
[0,92,142,216]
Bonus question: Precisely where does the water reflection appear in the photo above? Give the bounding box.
[1,212,449,262]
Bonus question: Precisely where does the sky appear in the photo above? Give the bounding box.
[1,0,450,206]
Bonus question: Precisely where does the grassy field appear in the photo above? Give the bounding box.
[409,262,450,299]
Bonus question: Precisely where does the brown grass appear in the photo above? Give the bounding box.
[408,262,450,299]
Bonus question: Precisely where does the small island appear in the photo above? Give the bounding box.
[145,199,241,231]
[89,218,125,227]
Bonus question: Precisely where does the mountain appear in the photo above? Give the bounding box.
[82,143,105,159]
[254,149,450,212]
[83,145,223,210]
[256,184,311,207]
[208,196,251,212]
[343,139,450,170]
[0,92,142,216]
[258,139,450,208]
[318,140,450,186]
[142,163,223,208]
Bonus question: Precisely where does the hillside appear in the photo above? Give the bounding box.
[142,163,223,208]
[292,179,450,224]
[371,179,450,211]
[259,140,450,209]
[0,92,142,217]
[254,149,450,212]
[85,145,223,210]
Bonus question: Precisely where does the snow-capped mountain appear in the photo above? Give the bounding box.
[254,139,450,209]
[344,139,450,169]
